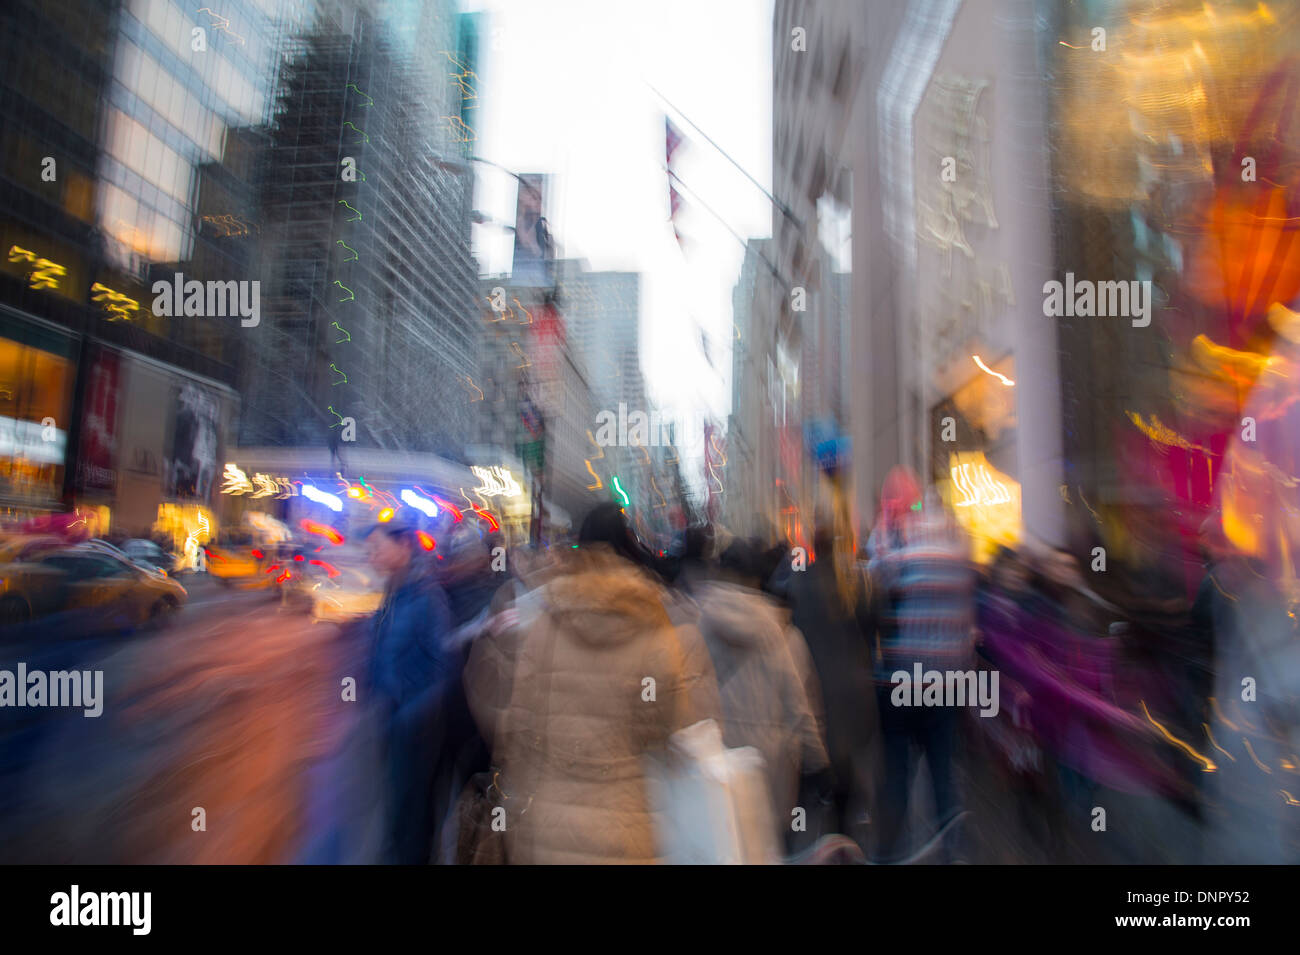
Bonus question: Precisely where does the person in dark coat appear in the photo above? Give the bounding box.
[364,519,455,864]
[787,520,876,845]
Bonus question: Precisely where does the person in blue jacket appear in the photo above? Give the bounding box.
[364,517,455,863]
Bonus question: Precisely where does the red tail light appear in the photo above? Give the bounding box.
[309,559,340,578]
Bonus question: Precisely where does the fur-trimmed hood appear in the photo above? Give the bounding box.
[542,547,672,647]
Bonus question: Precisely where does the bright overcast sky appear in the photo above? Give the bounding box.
[467,0,774,466]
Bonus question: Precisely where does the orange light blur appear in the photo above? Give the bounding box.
[300,519,345,545]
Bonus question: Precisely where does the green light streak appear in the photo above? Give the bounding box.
[611,475,629,508]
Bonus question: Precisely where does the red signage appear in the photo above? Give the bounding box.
[77,348,120,492]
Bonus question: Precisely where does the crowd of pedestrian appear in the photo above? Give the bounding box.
[331,466,1297,864]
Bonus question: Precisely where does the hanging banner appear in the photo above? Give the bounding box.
[77,347,121,492]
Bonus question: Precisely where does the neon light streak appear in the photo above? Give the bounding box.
[371,488,400,510]
[330,363,348,386]
[469,503,499,532]
[1203,723,1235,763]
[471,465,521,498]
[338,200,361,221]
[441,115,475,143]
[611,475,630,508]
[197,7,246,45]
[184,511,210,559]
[336,240,359,262]
[1125,411,1211,453]
[333,280,355,302]
[345,83,373,106]
[401,489,439,517]
[1242,738,1272,775]
[301,486,343,511]
[431,495,462,522]
[90,283,139,321]
[1140,701,1216,772]
[221,462,253,495]
[972,355,1015,386]
[342,121,368,144]
[300,519,345,545]
[309,559,340,577]
[7,246,65,289]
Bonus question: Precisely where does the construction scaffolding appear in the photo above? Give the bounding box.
[238,0,479,463]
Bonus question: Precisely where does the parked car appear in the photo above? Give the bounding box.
[5,537,169,579]
[121,539,178,575]
[1,544,188,631]
[0,556,72,627]
[0,535,66,565]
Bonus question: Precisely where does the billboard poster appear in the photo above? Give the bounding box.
[77,347,120,492]
[168,381,219,502]
[511,173,554,288]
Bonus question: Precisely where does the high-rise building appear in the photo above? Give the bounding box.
[554,260,643,413]
[0,0,296,541]
[474,274,595,533]
[551,260,672,525]
[726,237,779,538]
[238,0,479,460]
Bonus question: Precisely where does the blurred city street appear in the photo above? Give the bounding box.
[1,0,1298,867]
[1,578,368,864]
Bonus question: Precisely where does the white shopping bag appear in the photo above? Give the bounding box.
[645,719,780,865]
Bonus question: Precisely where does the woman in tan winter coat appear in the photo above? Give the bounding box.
[463,504,722,864]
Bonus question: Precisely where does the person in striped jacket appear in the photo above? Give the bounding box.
[867,473,976,862]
